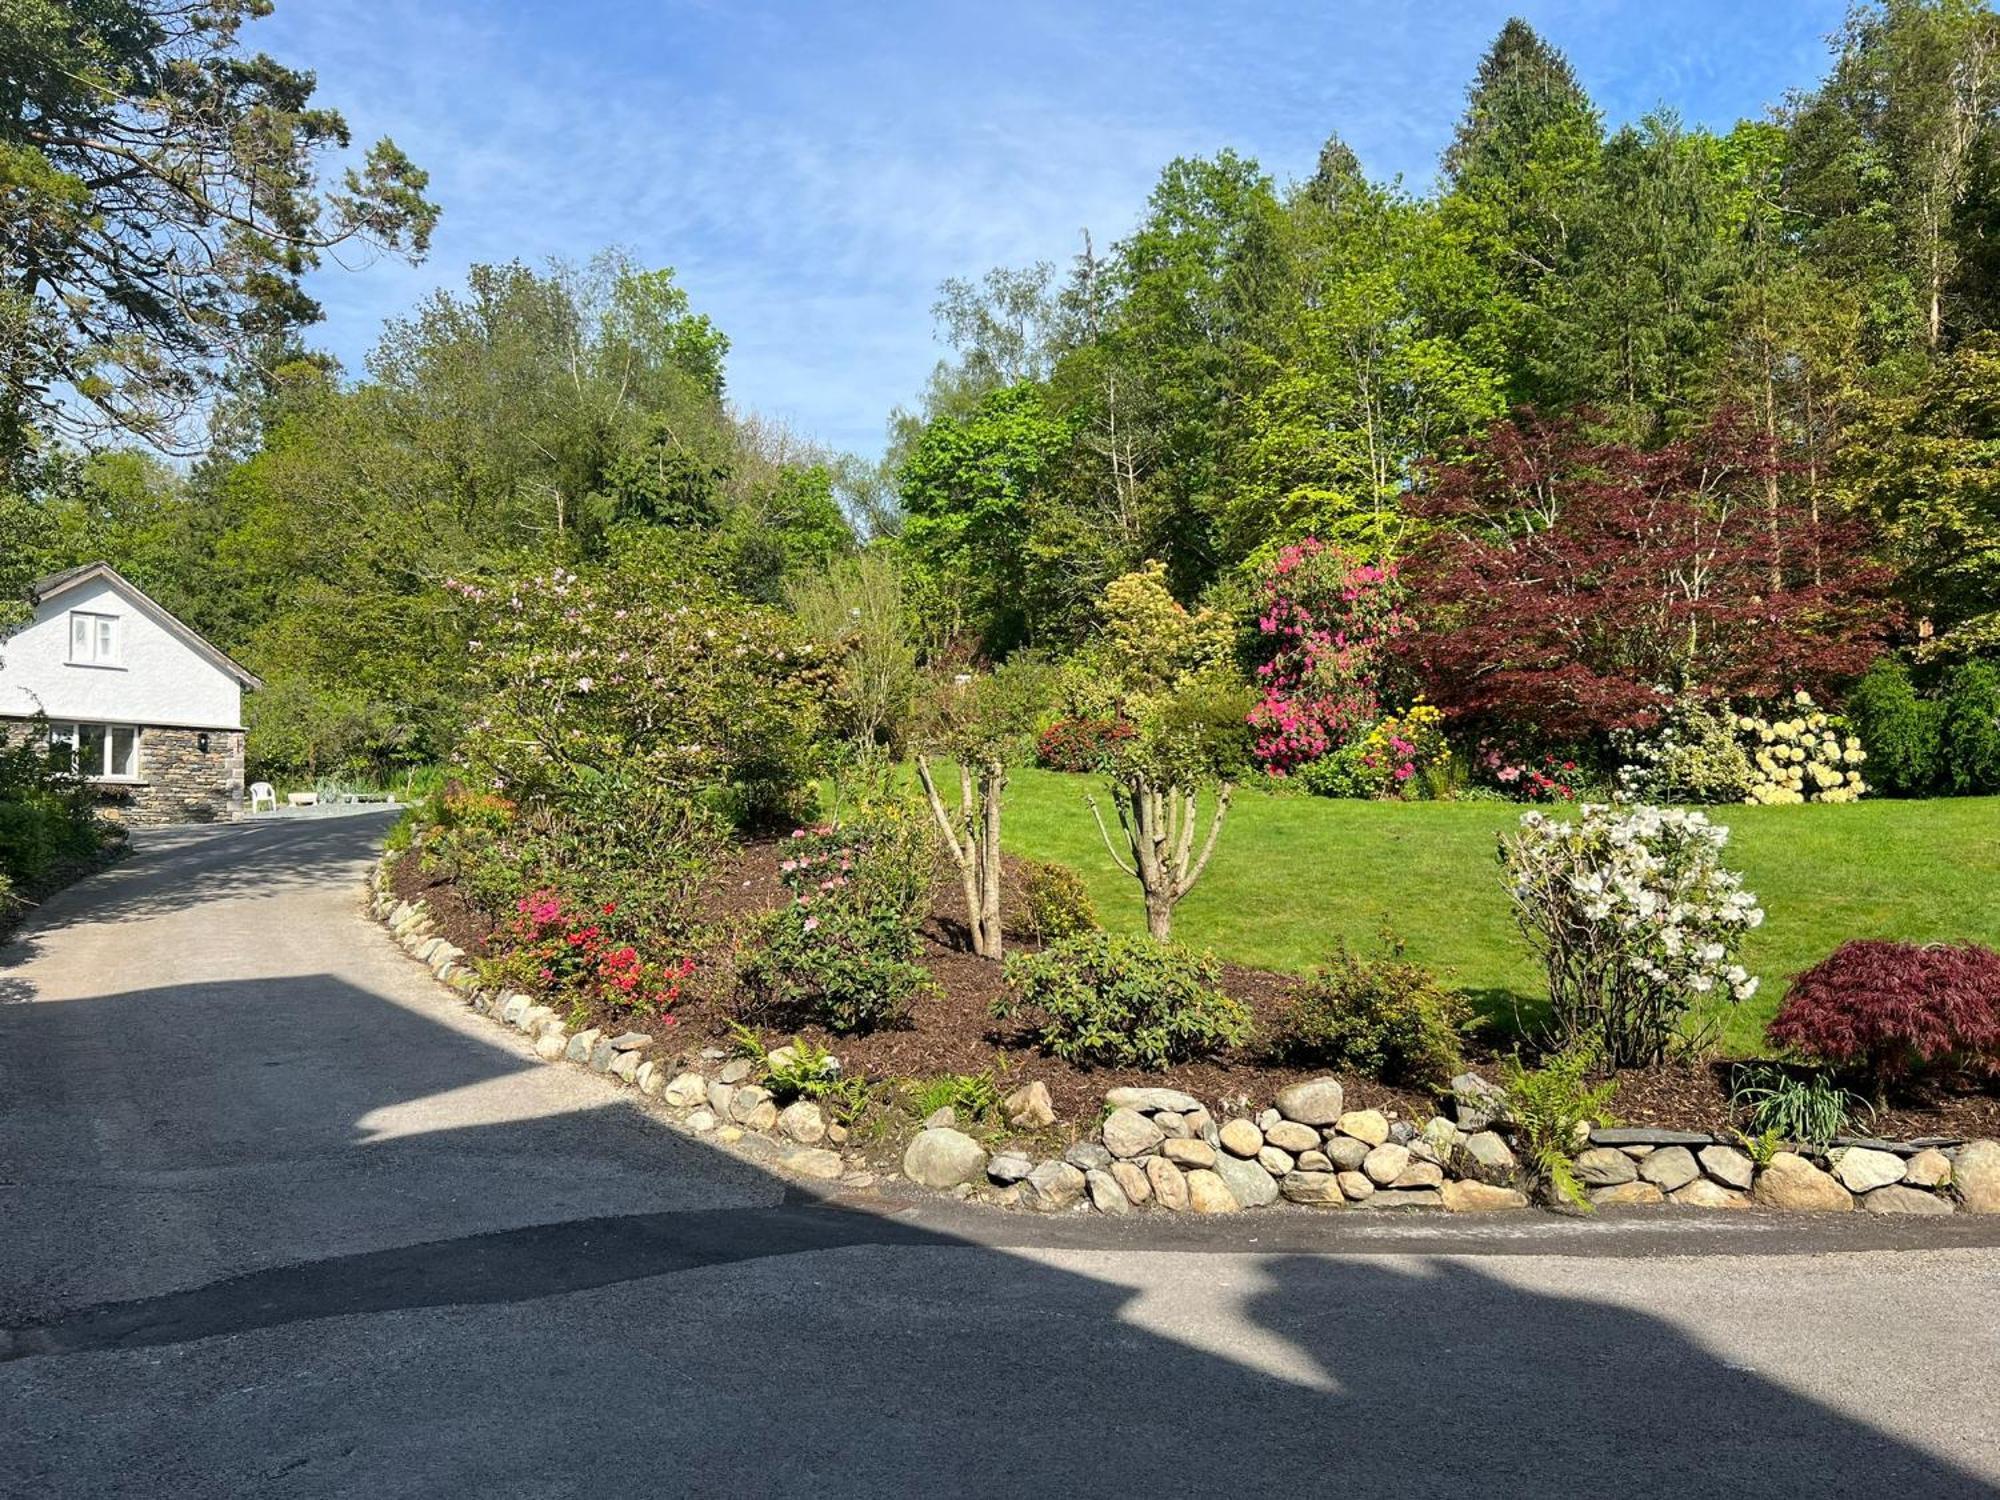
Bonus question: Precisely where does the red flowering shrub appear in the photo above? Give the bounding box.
[1767,939,2000,1090]
[1036,717,1136,772]
[1475,740,1584,801]
[491,889,694,1020]
[1401,412,1892,740]
[1247,538,1410,773]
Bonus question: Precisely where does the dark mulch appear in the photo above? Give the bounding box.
[394,836,2000,1142]
[1608,1057,2000,1142]
[388,850,497,959]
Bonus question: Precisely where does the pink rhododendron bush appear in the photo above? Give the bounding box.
[1247,539,1411,774]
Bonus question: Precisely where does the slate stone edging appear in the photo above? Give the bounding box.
[368,854,2000,1220]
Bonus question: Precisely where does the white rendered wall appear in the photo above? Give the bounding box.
[0,577,243,730]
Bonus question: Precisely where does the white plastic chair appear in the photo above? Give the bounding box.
[248,781,278,813]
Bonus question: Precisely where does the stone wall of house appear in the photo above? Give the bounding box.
[6,720,249,826]
[120,727,245,826]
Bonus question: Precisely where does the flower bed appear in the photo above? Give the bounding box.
[377,845,2000,1220]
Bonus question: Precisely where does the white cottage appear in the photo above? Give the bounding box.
[0,562,261,824]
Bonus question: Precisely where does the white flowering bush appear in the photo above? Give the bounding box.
[1737,692,1866,804]
[1500,803,1764,1067]
[1614,697,1753,804]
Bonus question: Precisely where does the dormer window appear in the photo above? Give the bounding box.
[68,610,120,667]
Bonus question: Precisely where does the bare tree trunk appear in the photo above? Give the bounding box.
[913,751,1006,958]
[1087,774,1233,943]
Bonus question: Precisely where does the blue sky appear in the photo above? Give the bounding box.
[264,0,1848,459]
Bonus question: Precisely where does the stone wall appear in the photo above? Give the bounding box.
[120,727,245,826]
[0,719,244,825]
[373,858,2000,1221]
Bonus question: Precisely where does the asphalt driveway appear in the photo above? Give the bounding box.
[2,815,1996,1498]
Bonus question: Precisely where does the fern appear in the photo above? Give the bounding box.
[1500,1046,1618,1211]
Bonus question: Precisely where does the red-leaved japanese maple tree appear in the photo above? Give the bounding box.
[1398,411,1893,739]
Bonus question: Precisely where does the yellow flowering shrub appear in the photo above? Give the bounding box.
[1360,702,1451,795]
[1737,692,1867,804]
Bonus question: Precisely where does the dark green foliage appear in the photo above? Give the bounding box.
[0,0,437,464]
[0,725,112,909]
[739,901,937,1034]
[737,803,941,1034]
[1845,657,1942,795]
[1294,744,1377,799]
[1267,945,1471,1087]
[996,932,1251,1068]
[1940,659,2000,793]
[1020,858,1098,943]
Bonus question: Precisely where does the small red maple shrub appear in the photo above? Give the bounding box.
[1035,717,1136,772]
[1399,411,1893,740]
[1767,939,2000,1089]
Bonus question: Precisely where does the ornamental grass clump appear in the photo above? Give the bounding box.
[1500,803,1763,1068]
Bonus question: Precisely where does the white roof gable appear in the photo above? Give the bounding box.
[0,563,258,731]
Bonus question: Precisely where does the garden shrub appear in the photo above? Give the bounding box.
[1501,803,1763,1067]
[1020,858,1098,943]
[1358,702,1451,798]
[996,931,1251,1069]
[737,802,941,1033]
[1843,658,1940,796]
[0,727,107,894]
[1246,539,1410,774]
[1614,697,1753,804]
[535,776,730,953]
[1035,717,1135,772]
[1268,945,1470,1087]
[449,560,834,831]
[740,901,937,1034]
[1474,738,1588,801]
[484,888,695,1022]
[1735,693,1867,804]
[1940,660,2000,794]
[1500,1045,1619,1211]
[1097,559,1238,702]
[1294,743,1378,798]
[1766,939,2000,1094]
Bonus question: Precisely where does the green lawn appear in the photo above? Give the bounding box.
[992,768,2000,1056]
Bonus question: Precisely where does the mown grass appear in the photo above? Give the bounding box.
[991,768,2000,1057]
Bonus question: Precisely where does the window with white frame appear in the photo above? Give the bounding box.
[68,610,120,666]
[50,722,140,781]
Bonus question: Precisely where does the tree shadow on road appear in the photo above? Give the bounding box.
[1,966,1994,1498]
